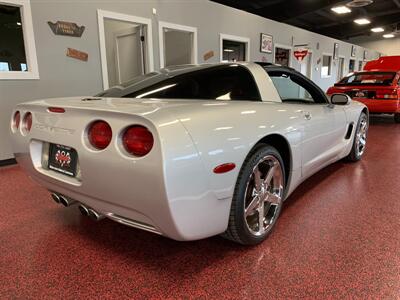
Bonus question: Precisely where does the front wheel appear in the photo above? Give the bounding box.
[346,112,368,162]
[394,113,400,123]
[222,145,285,245]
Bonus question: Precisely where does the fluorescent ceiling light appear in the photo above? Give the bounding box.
[331,6,352,14]
[223,49,234,52]
[371,27,384,32]
[383,34,395,38]
[354,18,371,25]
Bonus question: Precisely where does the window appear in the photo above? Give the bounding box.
[0,0,39,79]
[358,60,363,71]
[219,34,250,62]
[99,65,261,101]
[337,72,396,86]
[267,70,327,104]
[321,55,332,77]
[349,59,355,73]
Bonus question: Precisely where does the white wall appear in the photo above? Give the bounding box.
[0,0,380,160]
[350,37,400,56]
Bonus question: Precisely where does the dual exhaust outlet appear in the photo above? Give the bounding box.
[51,192,104,221]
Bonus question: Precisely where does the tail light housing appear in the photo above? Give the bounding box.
[122,125,154,157]
[88,121,112,150]
[376,88,398,99]
[12,111,20,129]
[23,112,32,132]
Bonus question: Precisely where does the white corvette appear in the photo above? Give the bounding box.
[10,63,368,245]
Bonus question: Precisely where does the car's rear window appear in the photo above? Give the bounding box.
[96,65,261,101]
[336,72,396,86]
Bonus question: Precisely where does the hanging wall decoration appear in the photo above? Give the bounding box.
[66,48,88,61]
[203,50,214,61]
[260,33,273,53]
[351,45,356,57]
[48,21,85,37]
[333,43,339,59]
[293,44,309,62]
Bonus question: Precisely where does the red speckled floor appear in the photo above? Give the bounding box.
[0,116,399,299]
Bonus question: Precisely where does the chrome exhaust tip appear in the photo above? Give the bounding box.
[88,208,105,221]
[78,204,90,217]
[59,195,77,207]
[51,193,60,204]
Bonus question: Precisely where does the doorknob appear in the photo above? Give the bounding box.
[304,111,312,120]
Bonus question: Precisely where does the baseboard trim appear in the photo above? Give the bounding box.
[0,158,17,167]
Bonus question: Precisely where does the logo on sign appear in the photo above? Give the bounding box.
[55,150,71,167]
[294,49,309,62]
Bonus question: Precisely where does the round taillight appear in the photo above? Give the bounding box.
[13,111,20,129]
[122,125,154,157]
[88,121,112,150]
[23,112,32,132]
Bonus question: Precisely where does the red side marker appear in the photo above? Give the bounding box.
[48,107,65,113]
[213,163,236,174]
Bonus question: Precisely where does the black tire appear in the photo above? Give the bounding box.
[394,113,400,123]
[346,112,368,162]
[222,144,286,245]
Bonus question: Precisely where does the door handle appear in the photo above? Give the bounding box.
[304,111,312,120]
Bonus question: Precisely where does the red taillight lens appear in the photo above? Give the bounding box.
[376,89,398,99]
[122,125,154,157]
[48,107,65,113]
[23,112,32,132]
[88,121,112,150]
[13,111,20,129]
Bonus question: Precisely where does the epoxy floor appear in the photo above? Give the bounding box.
[0,115,399,299]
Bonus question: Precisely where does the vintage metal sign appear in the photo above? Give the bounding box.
[66,48,88,61]
[48,21,85,37]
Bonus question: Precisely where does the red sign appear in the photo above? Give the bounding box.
[294,50,309,62]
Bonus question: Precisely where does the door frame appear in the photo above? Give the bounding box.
[273,43,293,67]
[337,55,346,81]
[219,33,250,62]
[97,9,154,90]
[158,21,198,68]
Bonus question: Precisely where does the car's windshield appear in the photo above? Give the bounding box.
[96,65,261,101]
[336,72,396,86]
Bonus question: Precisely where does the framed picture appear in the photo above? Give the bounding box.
[333,43,339,59]
[351,45,356,57]
[260,33,273,53]
[363,50,368,60]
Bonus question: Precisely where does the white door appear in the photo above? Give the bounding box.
[114,26,145,84]
[300,52,312,79]
[337,57,345,81]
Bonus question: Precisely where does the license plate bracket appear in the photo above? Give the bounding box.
[48,143,78,177]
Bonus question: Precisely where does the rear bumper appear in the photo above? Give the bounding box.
[354,99,400,114]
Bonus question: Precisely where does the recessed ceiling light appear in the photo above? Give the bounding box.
[331,6,352,14]
[383,34,395,38]
[16,22,21,26]
[354,18,371,25]
[223,49,234,52]
[371,27,384,32]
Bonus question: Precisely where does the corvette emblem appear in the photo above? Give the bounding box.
[55,150,71,167]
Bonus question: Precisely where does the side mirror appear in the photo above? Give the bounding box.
[330,93,351,105]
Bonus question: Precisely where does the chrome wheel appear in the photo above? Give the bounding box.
[355,115,368,157]
[243,155,284,236]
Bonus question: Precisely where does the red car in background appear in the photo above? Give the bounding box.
[327,56,400,123]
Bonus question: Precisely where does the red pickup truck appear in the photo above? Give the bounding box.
[327,56,400,123]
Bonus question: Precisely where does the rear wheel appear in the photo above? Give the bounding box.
[346,112,368,162]
[394,113,400,123]
[222,145,285,245]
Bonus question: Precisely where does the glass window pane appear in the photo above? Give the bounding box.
[269,75,316,103]
[0,4,27,72]
[0,62,10,71]
[222,40,246,62]
[322,55,332,76]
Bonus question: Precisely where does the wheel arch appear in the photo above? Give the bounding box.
[248,133,292,191]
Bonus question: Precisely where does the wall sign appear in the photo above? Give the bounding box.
[203,50,214,61]
[66,48,88,61]
[260,33,273,53]
[48,21,85,37]
[293,49,309,62]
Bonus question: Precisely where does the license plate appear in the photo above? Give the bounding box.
[48,143,78,177]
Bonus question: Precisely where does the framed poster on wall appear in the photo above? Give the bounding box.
[351,45,356,57]
[333,43,339,59]
[260,33,273,53]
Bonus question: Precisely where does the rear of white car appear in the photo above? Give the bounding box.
[10,98,231,241]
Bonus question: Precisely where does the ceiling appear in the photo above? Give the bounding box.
[210,0,400,41]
